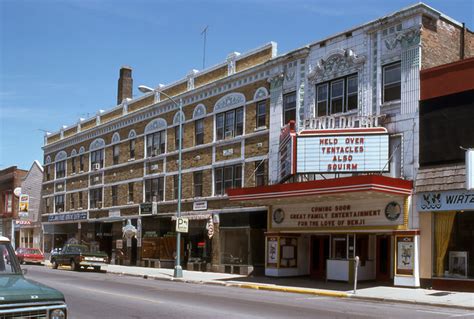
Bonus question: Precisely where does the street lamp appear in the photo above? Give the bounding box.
[138,85,184,278]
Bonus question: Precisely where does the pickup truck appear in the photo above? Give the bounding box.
[0,235,68,318]
[50,244,109,271]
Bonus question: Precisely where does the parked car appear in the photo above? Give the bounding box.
[50,244,109,271]
[15,247,44,265]
[0,236,68,318]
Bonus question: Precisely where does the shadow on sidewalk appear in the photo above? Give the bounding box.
[218,275,393,292]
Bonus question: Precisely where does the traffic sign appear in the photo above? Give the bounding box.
[176,217,189,233]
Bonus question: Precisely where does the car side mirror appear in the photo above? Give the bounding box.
[22,268,28,275]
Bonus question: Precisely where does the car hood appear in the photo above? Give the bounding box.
[0,275,64,304]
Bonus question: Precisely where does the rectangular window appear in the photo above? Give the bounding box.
[70,194,75,210]
[316,74,358,116]
[55,195,64,213]
[330,79,344,114]
[256,101,266,128]
[90,149,104,169]
[283,92,296,124]
[71,157,76,174]
[89,188,103,209]
[383,62,401,103]
[4,191,13,213]
[316,83,328,116]
[173,175,179,200]
[216,107,244,141]
[128,182,134,203]
[255,161,266,186]
[113,145,120,165]
[78,192,83,209]
[193,171,203,197]
[46,166,51,180]
[45,197,51,214]
[214,164,242,195]
[146,131,166,157]
[55,160,66,179]
[79,155,84,172]
[111,185,118,206]
[195,119,204,145]
[145,177,164,202]
[175,125,183,150]
[129,139,135,159]
[346,75,358,111]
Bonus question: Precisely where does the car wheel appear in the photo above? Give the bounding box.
[93,266,101,272]
[51,259,58,269]
[71,259,79,271]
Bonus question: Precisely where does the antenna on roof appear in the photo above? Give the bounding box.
[201,25,209,69]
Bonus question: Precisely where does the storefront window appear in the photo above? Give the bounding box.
[220,228,249,265]
[433,211,474,279]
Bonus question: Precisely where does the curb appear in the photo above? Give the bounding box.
[349,294,474,311]
[104,270,473,311]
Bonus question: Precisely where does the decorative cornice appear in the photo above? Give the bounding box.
[308,48,366,84]
[384,27,421,51]
[214,92,246,113]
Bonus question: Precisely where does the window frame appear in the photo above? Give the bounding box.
[90,149,104,169]
[214,164,242,195]
[145,177,164,202]
[283,92,297,125]
[89,188,103,209]
[111,185,118,206]
[54,194,65,213]
[146,130,166,157]
[129,139,136,159]
[128,182,134,203]
[113,144,120,165]
[55,160,66,179]
[382,61,401,103]
[255,161,266,187]
[195,118,204,146]
[215,107,244,141]
[173,175,179,200]
[71,157,76,174]
[3,191,13,213]
[316,73,358,116]
[193,171,203,197]
[256,100,267,128]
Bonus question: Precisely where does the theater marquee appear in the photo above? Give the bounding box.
[297,129,389,173]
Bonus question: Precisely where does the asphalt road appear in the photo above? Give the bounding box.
[23,265,474,319]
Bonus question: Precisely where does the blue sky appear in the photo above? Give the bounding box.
[1,0,473,170]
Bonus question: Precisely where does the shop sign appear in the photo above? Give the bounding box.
[304,114,384,130]
[416,190,474,212]
[396,236,414,275]
[206,217,214,239]
[278,123,296,182]
[297,134,389,173]
[109,209,120,218]
[193,201,207,211]
[271,197,404,230]
[48,212,87,223]
[19,194,29,213]
[176,217,189,233]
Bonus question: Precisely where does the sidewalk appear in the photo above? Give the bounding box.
[104,264,474,310]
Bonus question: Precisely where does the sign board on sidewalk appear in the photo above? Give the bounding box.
[176,217,189,233]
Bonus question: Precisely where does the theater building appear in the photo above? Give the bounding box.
[417,57,474,292]
[229,4,474,286]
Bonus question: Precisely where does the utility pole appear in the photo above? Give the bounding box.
[201,25,209,69]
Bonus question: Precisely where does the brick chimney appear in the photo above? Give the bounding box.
[117,66,133,105]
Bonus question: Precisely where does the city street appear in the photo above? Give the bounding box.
[23,265,474,319]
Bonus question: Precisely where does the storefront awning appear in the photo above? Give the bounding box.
[228,175,412,205]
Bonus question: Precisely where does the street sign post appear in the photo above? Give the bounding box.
[175,217,189,233]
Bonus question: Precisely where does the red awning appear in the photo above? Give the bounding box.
[228,175,412,203]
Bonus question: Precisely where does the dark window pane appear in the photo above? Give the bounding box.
[257,101,266,128]
[236,108,244,136]
[216,114,224,140]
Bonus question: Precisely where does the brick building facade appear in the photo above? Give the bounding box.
[41,3,473,279]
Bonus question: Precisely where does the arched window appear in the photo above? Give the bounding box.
[144,118,167,157]
[214,93,245,141]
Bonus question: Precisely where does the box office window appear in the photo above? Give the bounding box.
[332,235,347,259]
[433,211,474,279]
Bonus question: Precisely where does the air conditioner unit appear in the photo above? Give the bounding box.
[152,149,160,157]
[58,208,63,213]
[225,131,234,139]
[94,176,100,182]
[97,201,102,208]
[92,163,100,170]
[57,184,63,190]
[151,164,159,170]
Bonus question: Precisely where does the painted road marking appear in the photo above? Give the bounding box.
[76,286,162,305]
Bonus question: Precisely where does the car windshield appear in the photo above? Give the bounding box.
[0,243,21,275]
[68,245,89,253]
[26,248,42,254]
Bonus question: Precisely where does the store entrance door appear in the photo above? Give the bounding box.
[310,236,329,280]
[376,235,391,281]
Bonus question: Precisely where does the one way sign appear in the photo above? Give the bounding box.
[176,217,189,233]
